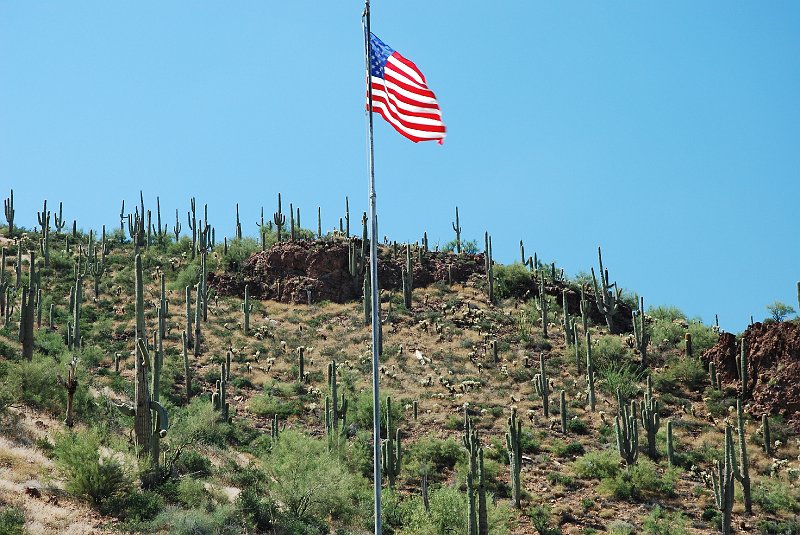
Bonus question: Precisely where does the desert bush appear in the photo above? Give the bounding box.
[352,390,402,432]
[101,489,163,522]
[653,356,706,393]
[573,449,621,480]
[648,306,685,322]
[249,390,303,419]
[144,505,246,535]
[442,238,479,255]
[404,436,464,477]
[176,449,212,478]
[54,428,131,506]
[221,237,259,272]
[598,459,678,501]
[528,504,561,535]
[753,478,800,514]
[687,321,719,354]
[597,361,642,400]
[264,430,367,525]
[552,440,585,458]
[642,506,689,535]
[0,506,25,535]
[493,263,533,300]
[236,488,279,532]
[400,487,510,535]
[592,335,631,372]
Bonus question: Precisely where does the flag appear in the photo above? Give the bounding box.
[368,33,446,144]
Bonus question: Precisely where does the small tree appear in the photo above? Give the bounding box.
[766,301,795,322]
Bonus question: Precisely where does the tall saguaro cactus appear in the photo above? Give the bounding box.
[57,355,79,427]
[632,296,650,368]
[241,284,253,335]
[3,189,14,237]
[273,193,285,243]
[712,425,736,535]
[534,353,550,416]
[382,396,402,488]
[19,251,35,361]
[463,414,488,535]
[452,206,462,254]
[641,376,660,459]
[739,339,749,398]
[616,398,639,467]
[484,232,494,304]
[325,360,348,447]
[735,400,752,514]
[114,255,169,486]
[591,246,620,333]
[402,244,413,309]
[506,408,523,508]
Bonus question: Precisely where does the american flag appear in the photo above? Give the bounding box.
[368,33,446,144]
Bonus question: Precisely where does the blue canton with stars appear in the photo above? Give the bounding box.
[369,33,394,79]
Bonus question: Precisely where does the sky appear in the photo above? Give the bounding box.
[1,2,798,333]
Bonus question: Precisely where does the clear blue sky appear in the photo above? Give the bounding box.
[1,2,798,333]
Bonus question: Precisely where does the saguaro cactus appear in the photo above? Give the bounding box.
[382,396,402,488]
[506,408,523,508]
[562,289,575,346]
[19,251,35,361]
[273,193,285,243]
[591,246,621,333]
[762,414,772,456]
[738,339,749,398]
[666,420,675,466]
[57,355,79,427]
[484,232,494,304]
[182,331,191,402]
[535,277,549,337]
[712,425,736,535]
[463,414,488,535]
[241,284,253,335]
[632,296,650,368]
[325,360,348,447]
[212,362,230,422]
[586,331,596,411]
[3,189,14,237]
[735,399,752,514]
[560,389,568,434]
[452,206,462,254]
[641,376,660,459]
[402,244,413,309]
[533,353,549,416]
[616,398,639,467]
[114,255,169,486]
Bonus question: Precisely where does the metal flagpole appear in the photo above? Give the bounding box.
[362,1,382,534]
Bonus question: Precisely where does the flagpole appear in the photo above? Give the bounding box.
[362,1,383,534]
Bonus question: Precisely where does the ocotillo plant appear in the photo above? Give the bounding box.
[325,360,348,447]
[19,251,35,361]
[505,408,522,508]
[402,244,413,309]
[615,398,639,468]
[114,254,169,486]
[452,206,462,254]
[382,396,402,488]
[641,376,660,459]
[735,399,753,514]
[738,339,748,398]
[586,330,596,411]
[273,193,285,242]
[762,414,772,455]
[591,246,620,332]
[535,277,548,337]
[57,355,79,427]
[534,353,550,416]
[712,425,736,535]
[4,189,14,237]
[241,284,253,335]
[632,296,650,368]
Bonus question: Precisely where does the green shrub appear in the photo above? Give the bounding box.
[592,335,630,372]
[552,440,585,458]
[755,518,800,534]
[400,487,510,535]
[442,239,479,255]
[567,418,590,435]
[264,430,367,525]
[249,391,303,418]
[145,505,246,535]
[101,489,163,522]
[221,238,260,272]
[648,306,685,322]
[236,488,279,532]
[598,361,642,400]
[642,506,689,535]
[176,449,212,478]
[493,263,533,300]
[598,459,678,501]
[546,472,578,489]
[653,356,706,394]
[405,436,465,477]
[573,450,620,480]
[54,428,131,506]
[352,390,402,432]
[0,506,25,535]
[687,322,719,354]
[528,504,561,535]
[753,479,800,514]
[651,319,685,348]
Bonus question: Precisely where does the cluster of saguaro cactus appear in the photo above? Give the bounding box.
[632,297,650,368]
[241,284,253,335]
[19,251,35,361]
[325,360,348,447]
[114,255,169,486]
[585,330,596,411]
[452,206,462,254]
[591,246,620,332]
[506,408,523,508]
[712,426,736,535]
[463,413,488,535]
[615,395,639,467]
[212,357,230,422]
[382,396,402,488]
[4,189,14,237]
[57,355,79,427]
[533,353,550,416]
[535,277,549,337]
[641,376,660,459]
[484,232,494,304]
[402,244,413,309]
